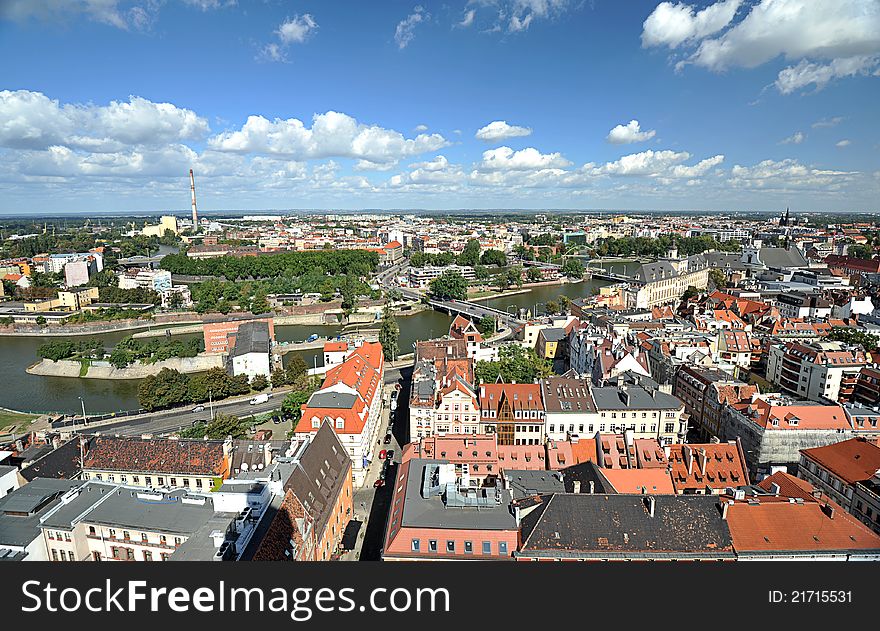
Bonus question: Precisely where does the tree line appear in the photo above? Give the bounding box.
[160,249,378,280]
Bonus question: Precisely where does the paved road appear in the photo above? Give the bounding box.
[89,365,404,437]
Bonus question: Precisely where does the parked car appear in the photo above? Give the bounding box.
[383,434,393,444]
[379,449,387,460]
[373,478,385,488]
[191,405,205,413]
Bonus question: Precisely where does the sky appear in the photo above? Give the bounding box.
[0,0,878,214]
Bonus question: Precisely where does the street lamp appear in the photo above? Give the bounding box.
[78,396,87,427]
[208,390,214,421]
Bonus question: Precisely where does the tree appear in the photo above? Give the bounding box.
[286,354,308,383]
[847,244,874,259]
[473,265,490,281]
[281,390,312,428]
[475,344,553,384]
[378,303,400,361]
[457,239,481,267]
[182,413,250,440]
[561,257,585,279]
[557,295,571,313]
[270,368,288,389]
[545,300,559,315]
[35,315,47,326]
[681,286,701,301]
[38,340,75,362]
[506,267,524,289]
[827,326,879,350]
[250,291,270,315]
[526,267,543,283]
[251,374,269,391]
[708,268,726,290]
[477,315,496,337]
[480,249,507,267]
[429,270,468,300]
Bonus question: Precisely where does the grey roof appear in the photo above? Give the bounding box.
[540,327,567,342]
[307,391,359,409]
[0,478,82,548]
[591,385,682,410]
[705,251,747,270]
[0,465,15,479]
[505,469,565,499]
[41,482,117,530]
[19,438,81,482]
[168,512,241,561]
[230,320,270,358]
[81,487,222,535]
[399,459,518,531]
[517,493,735,559]
[636,261,677,283]
[758,247,808,269]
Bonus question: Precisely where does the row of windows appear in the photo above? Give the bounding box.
[85,473,211,489]
[411,539,508,555]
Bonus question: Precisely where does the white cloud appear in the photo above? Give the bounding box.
[0,90,209,151]
[641,0,742,49]
[478,146,571,171]
[592,149,691,176]
[728,158,858,190]
[208,110,449,163]
[259,14,318,62]
[669,154,725,177]
[395,6,427,49]
[507,0,571,33]
[414,124,429,132]
[183,0,236,10]
[278,14,318,44]
[775,55,880,94]
[812,116,844,128]
[780,131,805,145]
[475,120,533,141]
[459,8,476,28]
[606,120,657,144]
[689,0,880,71]
[837,139,852,147]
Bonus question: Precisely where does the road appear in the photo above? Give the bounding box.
[87,365,404,437]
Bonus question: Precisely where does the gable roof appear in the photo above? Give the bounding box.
[82,436,227,476]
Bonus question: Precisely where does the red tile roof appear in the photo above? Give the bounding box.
[800,438,880,485]
[82,436,228,476]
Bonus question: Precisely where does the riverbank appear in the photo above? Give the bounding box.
[469,277,582,301]
[26,354,224,379]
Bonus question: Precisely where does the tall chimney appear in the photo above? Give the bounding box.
[189,169,198,228]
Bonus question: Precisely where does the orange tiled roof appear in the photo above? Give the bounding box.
[800,438,880,485]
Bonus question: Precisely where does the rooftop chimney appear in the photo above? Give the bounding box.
[573,480,581,494]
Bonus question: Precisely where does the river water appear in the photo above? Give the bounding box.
[0,266,622,414]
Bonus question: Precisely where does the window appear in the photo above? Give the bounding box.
[133,476,139,485]
[446,541,455,553]
[145,477,152,486]
[170,478,177,487]
[123,531,130,540]
[498,541,508,555]
[157,477,164,486]
[464,541,473,554]
[141,533,148,542]
[52,549,58,561]
[144,550,153,561]
[482,541,491,555]
[411,539,420,552]
[428,540,438,553]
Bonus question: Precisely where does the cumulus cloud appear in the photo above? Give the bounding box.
[208,110,449,163]
[0,90,209,151]
[606,120,656,144]
[645,1,880,94]
[689,0,880,71]
[641,0,742,49]
[507,0,571,33]
[475,120,533,142]
[478,146,571,171]
[459,8,476,28]
[775,55,880,94]
[837,139,852,147]
[728,158,858,190]
[592,149,691,176]
[414,124,429,132]
[669,154,725,177]
[395,6,427,49]
[780,131,805,145]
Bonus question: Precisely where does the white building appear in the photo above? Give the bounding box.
[767,341,867,403]
[229,320,272,381]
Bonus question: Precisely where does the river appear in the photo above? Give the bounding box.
[0,271,622,415]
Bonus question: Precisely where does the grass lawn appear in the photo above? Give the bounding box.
[0,409,39,435]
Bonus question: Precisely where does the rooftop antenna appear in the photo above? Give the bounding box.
[190,168,199,230]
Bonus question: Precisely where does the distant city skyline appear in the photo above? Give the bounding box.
[1,0,878,213]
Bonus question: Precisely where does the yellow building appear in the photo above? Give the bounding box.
[24,287,99,312]
[141,215,179,237]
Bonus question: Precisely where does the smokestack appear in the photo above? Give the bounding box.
[189,169,198,228]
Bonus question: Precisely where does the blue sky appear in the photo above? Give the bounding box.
[0,0,878,213]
